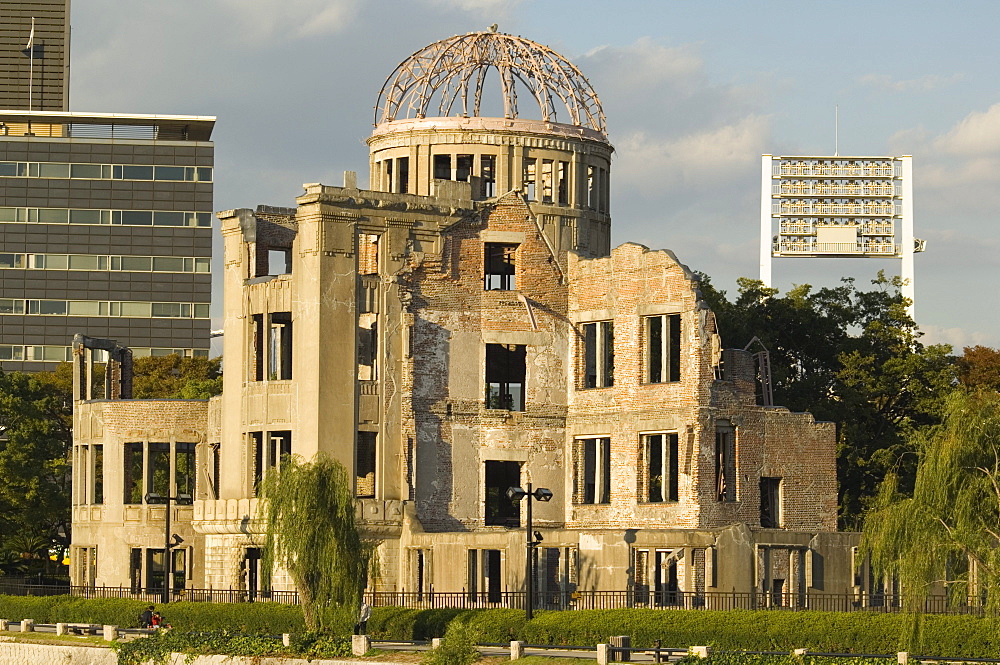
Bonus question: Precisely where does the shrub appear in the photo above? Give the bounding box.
[422,619,481,665]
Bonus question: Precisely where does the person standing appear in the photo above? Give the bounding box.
[355,601,371,635]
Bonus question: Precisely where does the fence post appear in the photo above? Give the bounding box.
[897,652,909,665]
[55,623,67,636]
[0,619,8,631]
[103,625,118,641]
[689,646,711,659]
[352,634,371,656]
[793,648,808,659]
[432,638,443,649]
[610,635,631,662]
[20,619,34,632]
[597,643,611,665]
[510,640,525,660]
[282,634,291,647]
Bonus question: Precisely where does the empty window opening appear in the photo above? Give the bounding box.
[541,159,554,203]
[468,549,503,603]
[434,154,452,181]
[582,321,614,388]
[147,442,170,498]
[760,477,782,527]
[244,548,265,601]
[771,578,785,606]
[484,243,517,291]
[480,155,496,198]
[251,314,264,381]
[484,460,521,527]
[485,344,526,411]
[535,547,578,608]
[358,233,379,275]
[175,442,195,498]
[145,548,166,595]
[268,248,291,275]
[93,444,104,504]
[715,423,736,502]
[79,444,104,505]
[575,437,610,504]
[208,442,221,500]
[587,166,596,209]
[643,433,679,503]
[557,161,569,205]
[646,314,681,383]
[382,159,392,191]
[456,154,473,182]
[129,548,142,593]
[524,158,537,201]
[250,432,264,497]
[251,431,291,497]
[124,442,143,504]
[358,315,378,380]
[269,312,293,380]
[396,157,409,193]
[356,431,377,498]
[411,549,431,600]
[654,550,680,606]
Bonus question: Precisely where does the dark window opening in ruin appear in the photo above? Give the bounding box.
[356,431,377,498]
[146,548,165,595]
[269,431,292,470]
[575,437,610,504]
[655,550,680,606]
[557,161,569,205]
[434,154,452,180]
[771,578,785,606]
[468,549,503,603]
[209,442,221,500]
[586,166,595,209]
[599,167,609,213]
[250,432,264,497]
[359,233,379,275]
[484,243,517,291]
[175,442,195,498]
[715,423,736,502]
[456,154,473,182]
[382,158,392,191]
[760,477,782,527]
[409,549,430,600]
[251,314,264,381]
[244,547,265,601]
[524,158,537,201]
[172,549,186,593]
[269,312,293,380]
[397,157,410,193]
[268,248,291,275]
[93,444,103,504]
[148,442,170,498]
[485,460,521,527]
[130,548,142,593]
[646,313,681,383]
[643,433,679,503]
[633,548,650,604]
[124,442,143,504]
[480,155,496,198]
[541,159,553,203]
[358,317,378,381]
[582,320,614,388]
[485,343,526,411]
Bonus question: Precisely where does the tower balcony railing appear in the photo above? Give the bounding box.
[774,183,898,197]
[774,202,899,216]
[775,163,896,177]
[773,241,900,255]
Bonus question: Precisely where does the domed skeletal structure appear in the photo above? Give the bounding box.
[375,28,607,135]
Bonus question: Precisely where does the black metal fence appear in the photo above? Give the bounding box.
[0,585,971,615]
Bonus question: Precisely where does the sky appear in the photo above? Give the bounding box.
[66,0,1000,351]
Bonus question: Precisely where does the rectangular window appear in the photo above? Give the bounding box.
[250,432,264,496]
[715,423,736,502]
[433,154,452,180]
[654,550,680,606]
[582,321,614,388]
[146,549,165,594]
[251,314,264,381]
[480,155,496,198]
[0,254,23,268]
[175,442,196,498]
[642,433,679,503]
[760,477,781,527]
[456,154,473,182]
[356,431,376,498]
[148,442,170,498]
[130,548,142,593]
[396,157,409,193]
[92,444,104,504]
[574,437,610,504]
[485,343,526,411]
[646,314,681,383]
[541,159,553,202]
[557,161,569,205]
[468,549,503,603]
[269,312,293,380]
[524,158,537,201]
[124,442,144,504]
[484,460,521,527]
[484,243,517,291]
[121,165,154,180]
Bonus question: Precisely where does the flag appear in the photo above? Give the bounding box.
[25,17,34,51]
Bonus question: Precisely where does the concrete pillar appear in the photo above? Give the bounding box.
[103,625,118,641]
[0,619,8,631]
[689,646,711,659]
[596,643,611,665]
[432,638,443,649]
[55,623,67,635]
[283,634,292,647]
[610,635,631,662]
[793,648,808,658]
[353,634,371,656]
[510,640,525,660]
[20,619,34,632]
[898,653,909,665]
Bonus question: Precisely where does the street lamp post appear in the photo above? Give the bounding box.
[145,492,192,604]
[506,483,553,620]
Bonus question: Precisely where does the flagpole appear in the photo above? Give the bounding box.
[27,17,35,112]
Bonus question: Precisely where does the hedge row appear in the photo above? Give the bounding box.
[1,596,998,658]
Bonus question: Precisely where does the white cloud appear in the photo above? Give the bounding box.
[859,72,963,93]
[932,102,1000,156]
[420,0,523,11]
[919,324,997,350]
[215,0,361,40]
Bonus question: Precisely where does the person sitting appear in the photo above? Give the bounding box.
[139,606,154,629]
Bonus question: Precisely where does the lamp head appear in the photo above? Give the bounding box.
[533,531,543,542]
[506,486,527,501]
[176,493,193,506]
[533,487,553,502]
[144,492,164,505]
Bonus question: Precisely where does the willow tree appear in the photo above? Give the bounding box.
[259,454,374,631]
[861,389,1000,615]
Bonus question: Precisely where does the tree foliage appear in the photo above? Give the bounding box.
[861,390,1000,615]
[956,345,1000,391]
[699,272,956,528]
[131,355,223,399]
[259,454,374,632]
[0,371,73,572]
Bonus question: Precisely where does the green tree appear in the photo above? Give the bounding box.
[956,345,1000,391]
[861,389,1000,616]
[0,371,73,570]
[131,355,222,399]
[699,272,955,528]
[259,454,375,632]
